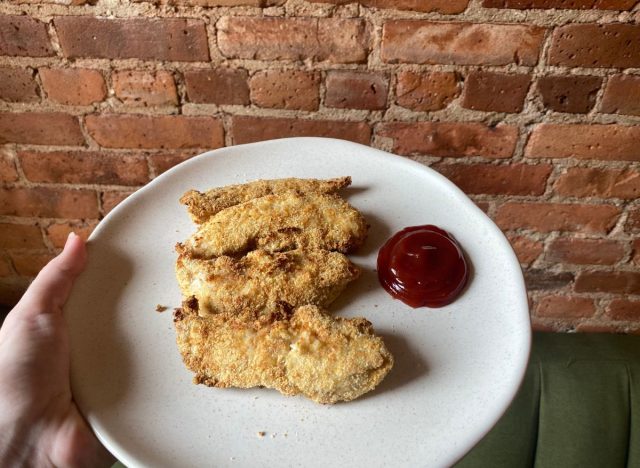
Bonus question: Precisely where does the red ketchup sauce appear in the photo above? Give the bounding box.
[377,225,468,308]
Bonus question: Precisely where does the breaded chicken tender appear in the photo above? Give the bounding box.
[170,176,393,404]
[179,192,368,258]
[174,304,393,404]
[180,176,351,224]
[175,249,360,316]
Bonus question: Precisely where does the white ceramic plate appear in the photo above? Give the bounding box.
[66,137,530,468]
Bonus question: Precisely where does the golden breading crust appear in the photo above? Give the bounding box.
[175,249,360,316]
[178,192,368,258]
[174,304,394,404]
[180,176,352,224]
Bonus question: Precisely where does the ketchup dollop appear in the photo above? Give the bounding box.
[377,225,468,308]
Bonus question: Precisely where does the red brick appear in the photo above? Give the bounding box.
[634,239,640,265]
[575,270,640,294]
[0,112,84,146]
[184,69,249,105]
[548,24,640,68]
[0,187,98,219]
[18,0,92,3]
[307,0,469,13]
[525,124,640,161]
[19,151,149,186]
[132,0,284,4]
[574,322,632,334]
[536,75,601,114]
[495,202,620,233]
[606,299,640,321]
[217,17,369,63]
[0,223,45,249]
[475,201,491,213]
[0,150,18,183]
[40,68,106,106]
[0,16,54,57]
[85,115,224,149]
[381,21,545,66]
[600,75,640,117]
[554,167,640,200]
[55,17,209,61]
[231,116,371,145]
[483,0,635,8]
[462,72,531,113]
[325,71,388,110]
[524,269,574,290]
[46,221,97,249]
[435,163,551,195]
[0,256,12,278]
[507,234,543,266]
[627,208,640,234]
[395,71,459,112]
[0,68,39,102]
[148,153,196,176]
[101,190,136,214]
[250,70,319,111]
[9,252,54,277]
[0,278,30,306]
[535,295,595,319]
[546,237,625,265]
[378,122,518,158]
[113,70,178,107]
[531,320,568,333]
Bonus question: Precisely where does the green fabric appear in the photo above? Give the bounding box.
[456,332,640,468]
[455,352,541,467]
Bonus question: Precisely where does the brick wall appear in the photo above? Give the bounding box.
[0,0,638,332]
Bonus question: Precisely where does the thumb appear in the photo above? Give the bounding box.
[16,232,87,316]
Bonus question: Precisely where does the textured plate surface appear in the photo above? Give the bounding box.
[66,137,530,468]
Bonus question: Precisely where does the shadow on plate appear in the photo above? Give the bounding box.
[460,248,475,303]
[329,265,378,313]
[342,185,367,198]
[355,210,392,258]
[361,332,429,401]
[329,210,390,312]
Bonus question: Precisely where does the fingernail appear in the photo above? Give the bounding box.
[65,232,78,246]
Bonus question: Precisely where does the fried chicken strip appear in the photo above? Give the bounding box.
[174,304,393,404]
[176,249,360,316]
[179,192,368,258]
[180,177,352,224]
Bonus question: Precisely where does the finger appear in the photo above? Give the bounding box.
[51,406,117,468]
[16,233,87,315]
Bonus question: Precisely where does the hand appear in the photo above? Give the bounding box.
[0,233,115,467]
